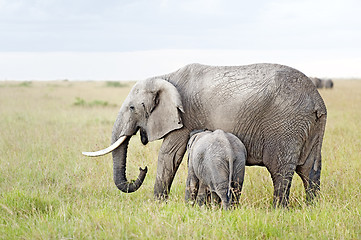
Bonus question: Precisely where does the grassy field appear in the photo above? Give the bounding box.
[0,80,360,239]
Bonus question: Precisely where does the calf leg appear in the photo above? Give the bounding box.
[210,192,221,205]
[196,182,208,207]
[185,166,199,205]
[218,190,231,210]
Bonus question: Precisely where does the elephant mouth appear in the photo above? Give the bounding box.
[140,128,149,145]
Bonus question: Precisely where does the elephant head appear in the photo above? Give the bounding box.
[82,78,184,193]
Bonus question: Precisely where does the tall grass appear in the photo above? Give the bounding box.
[0,80,360,239]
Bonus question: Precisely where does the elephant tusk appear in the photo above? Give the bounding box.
[82,135,127,157]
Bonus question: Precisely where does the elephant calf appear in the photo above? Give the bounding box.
[185,129,247,210]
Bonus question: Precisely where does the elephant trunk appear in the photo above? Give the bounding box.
[112,136,148,193]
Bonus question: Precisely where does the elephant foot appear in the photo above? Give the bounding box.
[154,185,169,201]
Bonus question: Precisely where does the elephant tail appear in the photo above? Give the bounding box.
[227,153,234,201]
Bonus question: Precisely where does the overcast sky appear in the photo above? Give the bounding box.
[0,0,360,80]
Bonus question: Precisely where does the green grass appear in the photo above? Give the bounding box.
[0,80,360,239]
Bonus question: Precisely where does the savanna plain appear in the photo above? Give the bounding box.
[0,79,360,239]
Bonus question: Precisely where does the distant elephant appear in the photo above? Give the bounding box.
[310,77,324,88]
[310,77,334,89]
[185,129,246,210]
[83,63,327,207]
[324,79,334,89]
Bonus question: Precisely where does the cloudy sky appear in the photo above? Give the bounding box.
[0,0,360,80]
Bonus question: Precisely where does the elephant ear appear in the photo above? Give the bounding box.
[146,78,184,142]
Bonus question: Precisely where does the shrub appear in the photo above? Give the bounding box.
[73,97,115,107]
[73,97,87,106]
[105,81,128,88]
[18,81,32,87]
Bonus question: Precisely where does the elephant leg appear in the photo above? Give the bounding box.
[296,142,322,203]
[154,129,189,199]
[217,190,231,210]
[264,140,301,207]
[230,180,243,206]
[211,192,221,205]
[296,114,325,203]
[196,182,208,207]
[185,169,199,205]
[265,146,298,208]
[270,162,297,208]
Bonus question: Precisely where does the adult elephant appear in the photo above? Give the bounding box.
[83,63,327,207]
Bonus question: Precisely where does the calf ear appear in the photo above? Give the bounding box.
[146,79,184,141]
[187,134,197,150]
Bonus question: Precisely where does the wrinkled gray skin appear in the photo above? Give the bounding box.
[88,63,327,207]
[185,130,246,210]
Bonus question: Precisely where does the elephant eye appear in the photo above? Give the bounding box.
[129,106,135,111]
